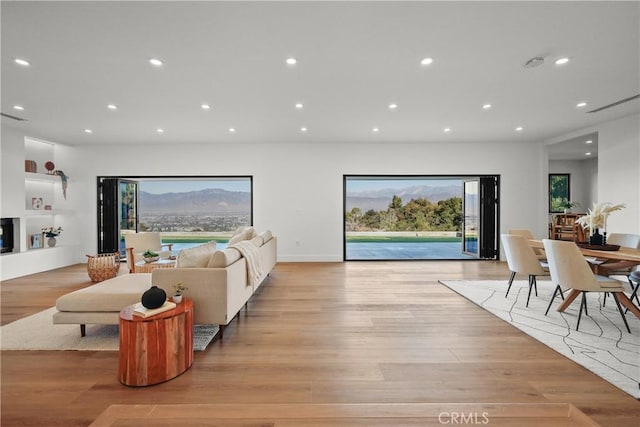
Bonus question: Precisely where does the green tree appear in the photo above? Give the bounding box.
[389,195,403,210]
[362,209,380,229]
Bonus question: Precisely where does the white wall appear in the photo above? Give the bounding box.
[71,140,547,261]
[596,113,640,233]
[549,158,598,211]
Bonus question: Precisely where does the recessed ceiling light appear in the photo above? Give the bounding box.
[84,129,93,134]
[295,103,303,109]
[107,104,118,110]
[286,57,297,65]
[228,127,236,133]
[156,128,164,133]
[443,127,451,133]
[482,103,492,110]
[585,140,593,144]
[420,57,434,66]
[523,57,544,68]
[372,127,379,133]
[388,103,398,110]
[13,105,24,111]
[585,152,592,156]
[14,58,30,66]
[201,104,210,110]
[149,58,164,66]
[300,127,307,132]
[515,126,523,131]
[555,57,570,65]
[576,102,587,108]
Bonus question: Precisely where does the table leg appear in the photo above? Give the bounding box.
[556,289,581,312]
[616,292,640,319]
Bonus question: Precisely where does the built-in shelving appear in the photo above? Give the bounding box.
[23,138,73,251]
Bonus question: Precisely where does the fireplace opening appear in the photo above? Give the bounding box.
[1,218,16,254]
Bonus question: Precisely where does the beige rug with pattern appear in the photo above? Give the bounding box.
[439,279,639,399]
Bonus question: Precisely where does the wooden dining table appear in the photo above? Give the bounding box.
[528,239,640,319]
[528,239,640,263]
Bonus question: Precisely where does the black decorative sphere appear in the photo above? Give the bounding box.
[141,285,166,309]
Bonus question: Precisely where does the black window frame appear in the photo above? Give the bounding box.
[343,174,500,261]
[548,173,570,213]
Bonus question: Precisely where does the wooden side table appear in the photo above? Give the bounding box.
[119,299,193,386]
[133,258,176,273]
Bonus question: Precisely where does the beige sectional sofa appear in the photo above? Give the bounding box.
[53,228,277,338]
[152,229,277,336]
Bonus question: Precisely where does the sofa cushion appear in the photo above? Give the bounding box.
[176,241,217,268]
[228,227,256,245]
[250,236,264,247]
[207,248,242,268]
[228,233,245,246]
[56,274,151,312]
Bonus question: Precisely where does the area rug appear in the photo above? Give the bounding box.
[439,279,640,399]
[0,307,219,351]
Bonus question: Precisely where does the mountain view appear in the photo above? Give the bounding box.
[346,184,461,212]
[139,188,251,215]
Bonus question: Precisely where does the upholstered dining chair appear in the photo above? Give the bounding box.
[501,234,550,307]
[508,228,546,259]
[542,239,637,333]
[124,232,173,273]
[597,233,640,310]
[596,233,640,276]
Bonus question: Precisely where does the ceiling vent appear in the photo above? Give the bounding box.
[587,94,640,113]
[1,112,28,121]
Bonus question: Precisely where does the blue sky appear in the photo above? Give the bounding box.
[140,179,250,194]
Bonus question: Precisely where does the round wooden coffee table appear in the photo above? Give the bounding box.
[133,258,176,273]
[118,299,193,386]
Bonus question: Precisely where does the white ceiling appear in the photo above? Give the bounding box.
[2,1,639,150]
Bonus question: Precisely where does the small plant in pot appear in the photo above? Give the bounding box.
[560,200,579,214]
[172,282,188,303]
[142,249,159,263]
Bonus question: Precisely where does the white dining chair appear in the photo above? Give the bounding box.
[508,228,546,259]
[542,239,637,333]
[501,234,550,307]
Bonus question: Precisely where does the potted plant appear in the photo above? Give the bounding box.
[560,199,579,214]
[142,249,159,263]
[172,282,188,303]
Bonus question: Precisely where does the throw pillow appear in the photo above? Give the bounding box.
[228,233,247,246]
[176,241,217,268]
[207,248,242,268]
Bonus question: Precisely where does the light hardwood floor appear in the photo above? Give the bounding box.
[1,261,639,426]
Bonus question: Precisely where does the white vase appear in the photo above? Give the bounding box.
[173,294,183,303]
[47,237,57,247]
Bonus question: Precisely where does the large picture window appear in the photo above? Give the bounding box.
[97,176,252,255]
[344,175,499,261]
[549,174,570,213]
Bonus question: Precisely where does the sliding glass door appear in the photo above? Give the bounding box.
[462,179,479,257]
[97,178,139,256]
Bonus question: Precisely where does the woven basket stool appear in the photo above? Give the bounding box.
[86,252,120,282]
